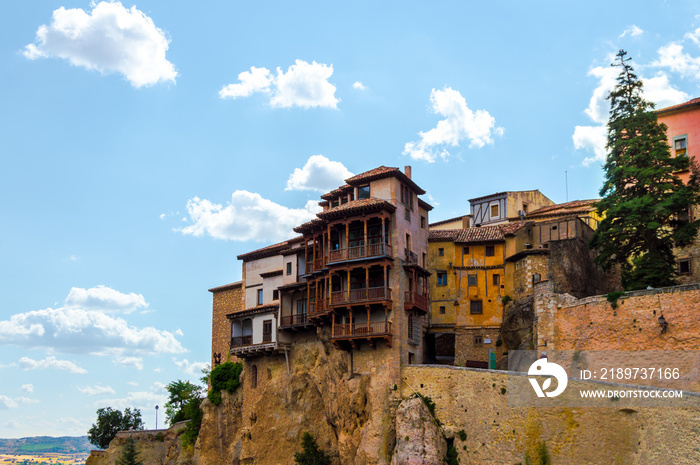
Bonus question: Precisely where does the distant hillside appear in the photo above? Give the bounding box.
[0,436,92,455]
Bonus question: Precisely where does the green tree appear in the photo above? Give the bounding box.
[87,407,144,449]
[293,432,332,465]
[591,50,700,290]
[164,380,203,425]
[115,437,143,465]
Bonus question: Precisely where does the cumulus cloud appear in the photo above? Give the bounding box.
[643,73,690,108]
[99,383,167,411]
[573,125,608,166]
[620,25,644,38]
[353,81,366,90]
[0,298,184,357]
[23,2,176,88]
[65,285,148,314]
[16,397,39,405]
[19,356,87,374]
[220,60,339,109]
[21,384,33,393]
[173,358,208,376]
[653,42,700,79]
[179,191,319,242]
[77,384,116,396]
[285,155,353,192]
[403,87,503,162]
[115,355,144,370]
[0,396,18,409]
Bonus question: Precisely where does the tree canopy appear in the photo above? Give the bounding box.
[164,380,203,426]
[87,407,144,449]
[115,437,143,465]
[591,50,700,290]
[293,432,332,465]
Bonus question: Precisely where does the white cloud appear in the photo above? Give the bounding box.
[583,66,618,124]
[0,305,184,357]
[77,384,116,396]
[219,66,273,98]
[69,255,78,261]
[159,213,166,219]
[21,384,33,393]
[220,60,339,109]
[115,355,144,370]
[65,285,148,314]
[353,81,366,90]
[15,397,39,405]
[174,329,183,336]
[427,194,439,207]
[19,356,87,374]
[620,25,644,38]
[685,27,700,45]
[573,125,607,166]
[99,383,167,411]
[173,358,208,376]
[643,73,690,108]
[285,155,353,192]
[179,191,319,242]
[653,42,700,79]
[403,87,503,162]
[0,396,18,409]
[23,2,176,88]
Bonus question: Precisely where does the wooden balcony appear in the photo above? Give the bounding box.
[332,320,392,348]
[404,290,429,313]
[279,313,315,331]
[229,335,290,358]
[327,243,392,264]
[308,298,329,317]
[330,286,391,307]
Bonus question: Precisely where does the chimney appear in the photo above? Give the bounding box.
[404,165,412,179]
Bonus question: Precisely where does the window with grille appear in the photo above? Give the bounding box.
[486,245,495,257]
[467,274,477,286]
[437,272,447,286]
[470,300,483,314]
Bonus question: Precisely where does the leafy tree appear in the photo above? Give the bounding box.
[591,50,700,290]
[207,361,243,406]
[87,407,144,449]
[293,432,332,465]
[115,437,143,465]
[164,380,204,426]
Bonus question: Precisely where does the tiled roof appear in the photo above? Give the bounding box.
[656,97,700,115]
[500,222,526,235]
[259,269,283,278]
[293,218,324,234]
[526,199,598,218]
[417,197,433,212]
[226,304,278,318]
[316,197,396,220]
[208,281,243,293]
[345,166,426,195]
[428,229,460,242]
[455,225,506,243]
[277,281,307,291]
[321,184,353,201]
[236,237,303,261]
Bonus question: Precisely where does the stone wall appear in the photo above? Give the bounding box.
[402,365,700,465]
[535,281,700,351]
[511,253,549,297]
[210,282,243,367]
[85,422,190,465]
[453,326,504,367]
[674,204,700,285]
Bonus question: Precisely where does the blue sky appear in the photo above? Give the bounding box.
[1,0,699,438]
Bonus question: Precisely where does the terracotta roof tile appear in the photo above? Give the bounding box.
[208,281,243,293]
[526,199,598,218]
[320,184,353,200]
[656,97,700,115]
[293,218,324,234]
[316,197,396,220]
[455,225,505,243]
[236,236,303,261]
[428,229,461,242]
[345,166,426,195]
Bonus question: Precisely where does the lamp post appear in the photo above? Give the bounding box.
[658,315,668,334]
[155,405,159,430]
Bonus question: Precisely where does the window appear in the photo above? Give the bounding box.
[297,299,307,314]
[437,272,447,286]
[263,320,272,342]
[532,273,541,284]
[286,262,292,275]
[421,216,426,229]
[485,245,495,257]
[679,258,691,275]
[272,289,279,300]
[257,289,263,305]
[358,185,370,199]
[492,274,500,286]
[474,335,483,345]
[341,196,348,205]
[405,207,411,222]
[674,135,687,157]
[463,246,470,254]
[422,253,427,267]
[251,365,257,389]
[470,300,483,314]
[522,203,528,213]
[331,199,339,208]
[438,248,444,256]
[490,204,499,218]
[439,305,446,314]
[467,274,477,286]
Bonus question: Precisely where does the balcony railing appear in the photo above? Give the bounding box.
[280,313,309,327]
[330,286,390,306]
[332,320,392,338]
[404,248,418,265]
[404,290,428,312]
[308,298,328,316]
[327,243,392,264]
[230,335,253,347]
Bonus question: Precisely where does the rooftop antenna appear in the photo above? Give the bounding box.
[565,171,569,202]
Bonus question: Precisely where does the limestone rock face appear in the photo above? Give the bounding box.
[194,389,244,465]
[390,397,446,465]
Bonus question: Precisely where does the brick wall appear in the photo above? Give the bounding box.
[535,282,700,352]
[211,283,243,367]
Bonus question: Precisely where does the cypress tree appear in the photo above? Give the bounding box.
[591,50,700,290]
